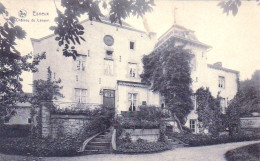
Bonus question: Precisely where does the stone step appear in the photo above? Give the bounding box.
[85,145,110,150]
[89,142,110,146]
[84,149,111,155]
[93,138,111,142]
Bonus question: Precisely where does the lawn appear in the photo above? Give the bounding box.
[225,143,260,161]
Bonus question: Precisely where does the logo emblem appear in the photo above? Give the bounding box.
[18,9,27,18]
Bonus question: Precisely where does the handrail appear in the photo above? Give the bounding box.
[111,128,117,151]
[173,113,184,133]
[79,132,102,152]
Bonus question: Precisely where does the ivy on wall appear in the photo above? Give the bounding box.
[196,87,222,135]
[140,42,193,124]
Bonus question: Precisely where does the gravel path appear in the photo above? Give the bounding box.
[1,140,259,161]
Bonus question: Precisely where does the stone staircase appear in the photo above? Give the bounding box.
[167,136,188,148]
[84,128,112,154]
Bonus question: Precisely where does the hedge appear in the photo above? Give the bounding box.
[0,124,30,138]
[0,137,82,157]
[225,143,260,161]
[169,132,260,147]
[116,138,171,153]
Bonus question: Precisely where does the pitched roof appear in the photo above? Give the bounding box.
[31,17,146,42]
[155,24,211,50]
[207,64,239,74]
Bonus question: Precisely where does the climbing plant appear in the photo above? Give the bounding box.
[196,87,222,135]
[140,42,193,124]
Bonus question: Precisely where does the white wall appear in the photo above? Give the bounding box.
[32,20,158,106]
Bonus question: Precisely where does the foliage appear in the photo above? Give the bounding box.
[0,137,83,157]
[116,138,171,153]
[0,124,30,138]
[115,105,165,129]
[195,87,222,135]
[140,43,193,124]
[225,70,260,134]
[31,67,63,106]
[0,2,45,123]
[170,132,260,147]
[53,105,114,132]
[115,115,160,129]
[218,0,260,16]
[225,143,260,161]
[50,0,155,59]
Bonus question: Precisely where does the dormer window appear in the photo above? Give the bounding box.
[130,41,135,50]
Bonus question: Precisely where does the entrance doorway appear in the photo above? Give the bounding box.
[103,89,115,108]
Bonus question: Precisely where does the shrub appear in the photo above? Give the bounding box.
[0,124,30,138]
[225,143,260,161]
[116,138,171,153]
[115,116,160,129]
[169,132,260,147]
[0,137,82,157]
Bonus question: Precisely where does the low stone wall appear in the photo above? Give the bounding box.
[122,129,160,142]
[240,117,260,135]
[51,115,90,139]
[41,103,94,139]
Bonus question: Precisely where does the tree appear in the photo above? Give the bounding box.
[225,70,260,135]
[218,0,260,16]
[50,0,155,59]
[196,87,222,135]
[0,2,45,123]
[31,67,64,106]
[30,67,63,137]
[140,42,193,124]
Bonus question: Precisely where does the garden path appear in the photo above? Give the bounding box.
[0,140,259,161]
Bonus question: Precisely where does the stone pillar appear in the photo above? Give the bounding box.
[41,102,52,138]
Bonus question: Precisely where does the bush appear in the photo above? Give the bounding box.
[116,138,171,153]
[115,116,160,129]
[225,143,260,161]
[0,137,82,157]
[0,124,30,138]
[169,132,260,147]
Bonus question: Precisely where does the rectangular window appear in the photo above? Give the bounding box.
[218,76,225,89]
[130,41,135,50]
[28,118,32,124]
[104,59,114,75]
[75,88,87,103]
[129,63,137,78]
[76,56,86,71]
[191,94,197,110]
[106,50,113,59]
[190,119,196,133]
[128,93,137,111]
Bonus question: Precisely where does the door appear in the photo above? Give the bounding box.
[103,89,115,108]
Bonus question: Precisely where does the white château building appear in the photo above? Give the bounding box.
[31,18,239,134]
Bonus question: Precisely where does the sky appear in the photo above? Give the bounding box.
[1,0,260,93]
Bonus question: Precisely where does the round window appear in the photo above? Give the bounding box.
[104,35,114,46]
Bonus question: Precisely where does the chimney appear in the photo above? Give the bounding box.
[213,62,222,68]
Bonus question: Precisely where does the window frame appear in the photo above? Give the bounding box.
[75,88,87,103]
[190,119,196,133]
[128,62,138,78]
[128,93,137,111]
[130,41,135,50]
[218,76,225,89]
